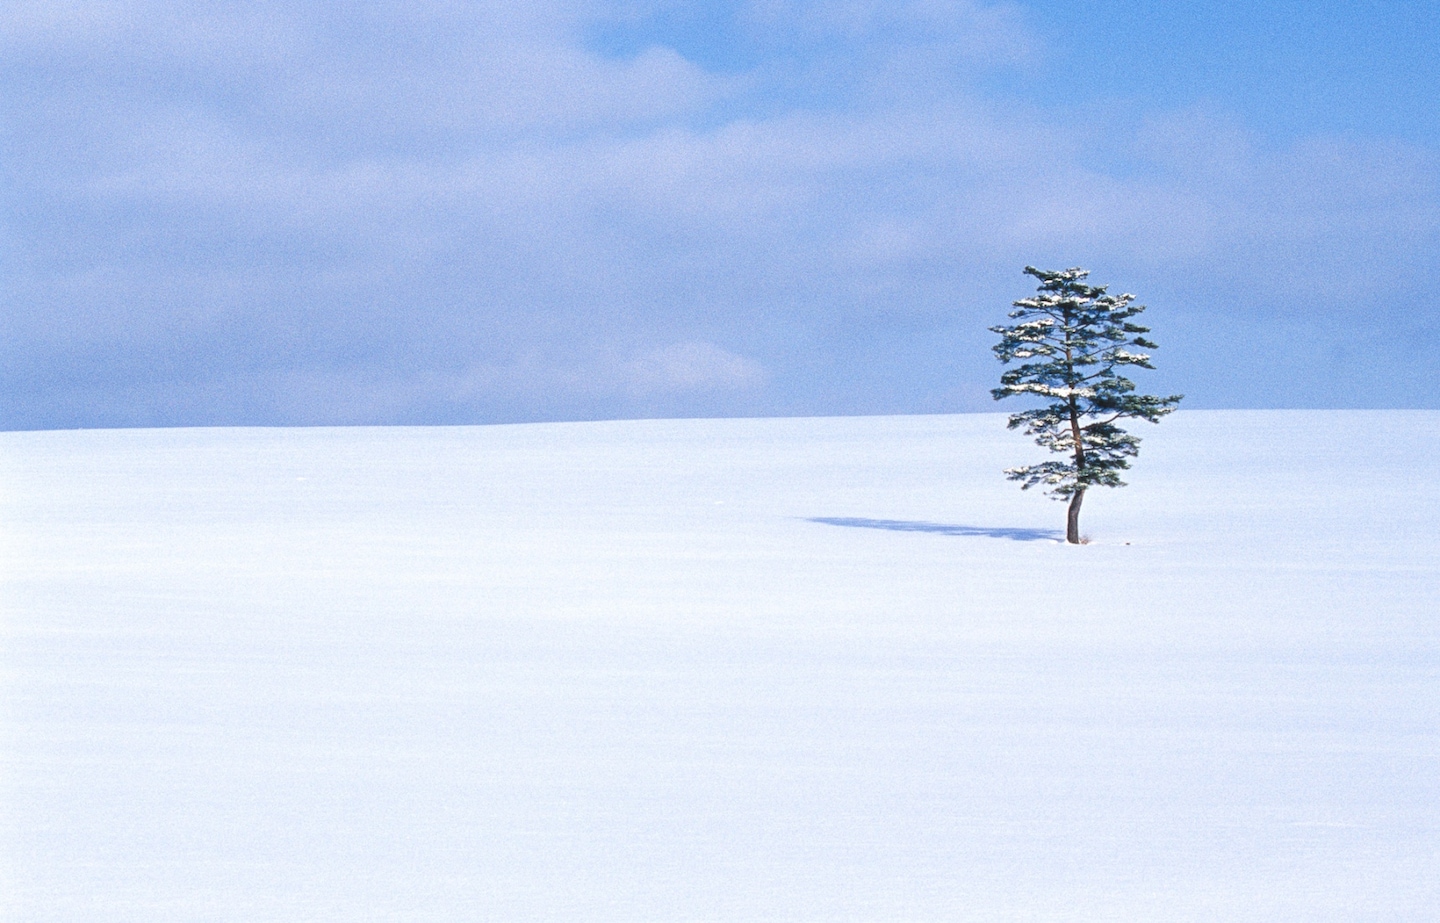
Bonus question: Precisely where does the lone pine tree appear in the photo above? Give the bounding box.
[992,266,1182,544]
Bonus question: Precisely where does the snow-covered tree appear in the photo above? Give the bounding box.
[992,266,1182,544]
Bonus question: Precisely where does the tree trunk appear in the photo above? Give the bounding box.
[1066,488,1085,544]
[1067,388,1086,545]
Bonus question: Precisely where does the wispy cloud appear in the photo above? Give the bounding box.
[3,0,1437,428]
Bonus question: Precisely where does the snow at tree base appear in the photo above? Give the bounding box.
[2,411,1437,921]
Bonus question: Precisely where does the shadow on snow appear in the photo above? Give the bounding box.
[805,517,1061,542]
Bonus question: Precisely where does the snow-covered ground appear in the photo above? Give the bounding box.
[2,411,1437,921]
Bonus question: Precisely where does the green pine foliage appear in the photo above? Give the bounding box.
[992,266,1182,540]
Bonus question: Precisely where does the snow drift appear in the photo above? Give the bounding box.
[2,411,1437,920]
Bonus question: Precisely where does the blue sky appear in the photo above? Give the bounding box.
[3,0,1438,428]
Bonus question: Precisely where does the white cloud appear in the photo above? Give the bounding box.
[5,0,1439,425]
[742,0,1036,64]
[0,0,131,42]
[619,341,766,394]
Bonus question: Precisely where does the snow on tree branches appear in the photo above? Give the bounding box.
[992,266,1182,544]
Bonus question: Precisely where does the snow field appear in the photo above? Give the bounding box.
[2,411,1437,920]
